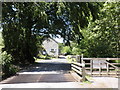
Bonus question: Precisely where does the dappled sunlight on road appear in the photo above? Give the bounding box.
[0,58,119,89]
[36,57,68,64]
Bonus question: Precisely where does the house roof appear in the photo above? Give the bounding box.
[44,38,59,44]
[50,38,59,44]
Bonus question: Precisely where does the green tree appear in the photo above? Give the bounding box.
[2,2,101,65]
[71,2,120,58]
[62,46,72,55]
[2,3,45,64]
[46,2,101,45]
[87,2,120,57]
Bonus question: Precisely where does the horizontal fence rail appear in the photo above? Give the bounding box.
[82,58,120,60]
[82,58,120,77]
[71,61,86,81]
[70,55,120,77]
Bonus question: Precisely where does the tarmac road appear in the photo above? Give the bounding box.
[0,57,76,84]
[0,57,119,89]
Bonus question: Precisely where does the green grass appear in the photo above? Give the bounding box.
[66,55,77,63]
[86,75,93,80]
[80,80,92,85]
[34,54,52,62]
[35,54,59,62]
[79,75,93,85]
[82,81,92,84]
[35,58,43,62]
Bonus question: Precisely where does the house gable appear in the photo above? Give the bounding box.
[42,38,59,57]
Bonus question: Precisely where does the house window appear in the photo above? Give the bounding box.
[51,49,54,52]
[50,49,55,53]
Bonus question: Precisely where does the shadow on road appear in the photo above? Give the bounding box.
[0,61,75,84]
[22,62,71,72]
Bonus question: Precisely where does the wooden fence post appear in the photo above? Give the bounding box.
[99,61,101,76]
[81,54,86,81]
[115,67,119,77]
[81,61,86,81]
[80,55,81,63]
[76,55,81,63]
[90,60,93,75]
[107,63,109,75]
[81,54,83,63]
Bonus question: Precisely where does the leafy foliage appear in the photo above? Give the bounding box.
[45,2,101,45]
[88,2,120,57]
[1,51,20,79]
[69,2,120,58]
[1,2,119,80]
[61,46,72,55]
[2,3,44,64]
[2,2,100,64]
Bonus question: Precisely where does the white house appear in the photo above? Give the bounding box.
[42,38,59,57]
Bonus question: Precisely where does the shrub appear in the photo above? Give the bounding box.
[62,46,72,55]
[72,47,82,55]
[1,51,20,79]
[66,55,76,63]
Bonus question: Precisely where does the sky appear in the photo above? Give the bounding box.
[0,28,63,43]
[53,35,64,43]
[54,37,63,43]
